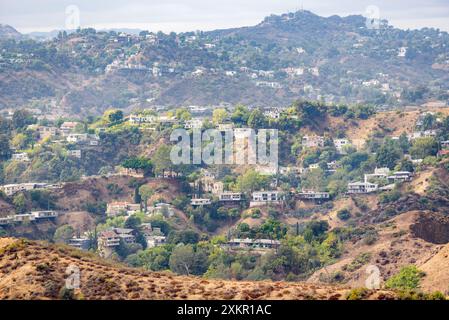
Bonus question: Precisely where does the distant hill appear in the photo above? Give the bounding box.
[0,10,448,116]
[0,24,23,40]
[0,237,397,300]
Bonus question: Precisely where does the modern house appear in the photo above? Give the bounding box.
[388,171,412,183]
[297,190,330,200]
[184,118,203,129]
[98,228,135,258]
[12,153,30,162]
[129,114,156,124]
[250,191,284,207]
[31,211,58,219]
[347,181,378,194]
[68,150,82,158]
[334,139,351,154]
[0,183,49,196]
[302,135,325,148]
[191,198,212,206]
[146,235,167,248]
[60,122,79,136]
[219,192,243,202]
[106,202,141,217]
[68,237,91,250]
[225,238,281,250]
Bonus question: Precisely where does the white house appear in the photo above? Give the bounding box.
[348,181,378,194]
[250,191,284,207]
[225,238,280,250]
[334,139,351,154]
[32,211,58,219]
[191,198,212,206]
[68,150,81,158]
[219,192,243,202]
[129,114,156,124]
[12,153,30,162]
[60,122,79,136]
[297,190,330,200]
[146,235,167,248]
[0,183,45,196]
[106,202,141,217]
[184,118,203,129]
[388,171,412,183]
[302,135,325,148]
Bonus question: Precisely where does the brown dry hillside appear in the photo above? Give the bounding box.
[0,238,397,300]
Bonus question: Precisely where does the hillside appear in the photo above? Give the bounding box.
[0,10,448,116]
[0,237,396,300]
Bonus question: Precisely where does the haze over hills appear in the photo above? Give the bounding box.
[0,10,448,117]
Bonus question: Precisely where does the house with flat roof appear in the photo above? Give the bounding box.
[32,211,58,219]
[106,202,141,217]
[250,191,284,207]
[225,238,281,250]
[68,237,91,250]
[302,135,325,148]
[219,192,243,202]
[297,190,330,200]
[60,122,79,136]
[12,152,30,162]
[191,198,212,206]
[184,118,203,129]
[0,183,44,196]
[334,139,351,154]
[388,171,412,183]
[348,181,378,194]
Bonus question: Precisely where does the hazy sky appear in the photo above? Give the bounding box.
[1,0,449,33]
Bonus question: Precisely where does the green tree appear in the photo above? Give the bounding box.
[231,104,250,126]
[247,108,267,129]
[212,108,228,124]
[169,245,196,275]
[410,137,438,159]
[12,109,35,130]
[139,185,154,213]
[53,225,75,243]
[385,266,425,290]
[108,110,124,124]
[0,134,11,160]
[376,139,402,169]
[235,169,269,193]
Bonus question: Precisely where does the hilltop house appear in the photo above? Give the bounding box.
[68,237,91,250]
[68,150,81,159]
[12,152,30,162]
[264,108,282,119]
[191,198,212,206]
[334,139,351,154]
[388,171,412,183]
[364,167,390,182]
[297,190,330,201]
[225,238,281,250]
[147,203,174,217]
[184,118,203,129]
[31,211,58,219]
[106,202,141,217]
[302,135,325,148]
[348,181,378,194]
[98,228,135,258]
[28,125,58,139]
[0,183,55,197]
[129,114,156,124]
[219,192,243,202]
[217,123,234,131]
[250,191,284,207]
[60,122,79,136]
[408,130,437,140]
